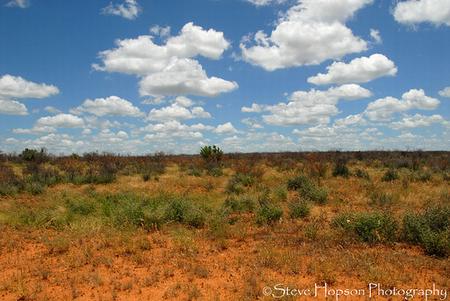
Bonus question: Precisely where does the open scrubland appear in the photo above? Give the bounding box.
[0,149,449,300]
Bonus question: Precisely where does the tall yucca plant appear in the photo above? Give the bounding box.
[200,145,223,166]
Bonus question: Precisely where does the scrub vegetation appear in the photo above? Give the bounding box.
[0,148,448,300]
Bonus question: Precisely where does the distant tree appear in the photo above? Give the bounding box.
[200,145,223,163]
[20,148,48,163]
[200,145,224,175]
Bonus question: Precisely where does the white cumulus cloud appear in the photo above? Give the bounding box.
[36,114,85,128]
[390,114,447,129]
[0,99,28,115]
[147,103,211,121]
[0,74,59,99]
[308,54,397,85]
[439,87,450,97]
[94,23,237,98]
[247,84,371,126]
[5,0,29,8]
[102,0,141,20]
[245,0,287,6]
[365,89,440,121]
[240,0,372,71]
[393,0,450,26]
[72,96,143,117]
[215,122,238,134]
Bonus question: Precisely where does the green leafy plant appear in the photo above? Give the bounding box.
[402,205,449,257]
[287,175,327,204]
[333,212,398,244]
[382,169,399,182]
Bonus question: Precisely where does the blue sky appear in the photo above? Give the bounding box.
[0,0,449,154]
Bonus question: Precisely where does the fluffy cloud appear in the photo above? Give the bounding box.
[0,74,59,99]
[393,0,450,26]
[0,99,28,115]
[250,84,371,126]
[390,114,447,129]
[245,0,287,6]
[215,122,238,134]
[102,0,141,20]
[365,89,440,121]
[139,58,238,97]
[149,25,171,38]
[72,96,143,117]
[173,96,194,107]
[147,103,211,121]
[439,87,450,97]
[141,120,213,141]
[241,118,264,129]
[307,54,397,85]
[241,103,265,113]
[333,113,366,127]
[240,0,372,71]
[94,23,237,97]
[5,0,29,8]
[95,23,230,75]
[370,29,382,44]
[36,114,84,128]
[44,106,62,114]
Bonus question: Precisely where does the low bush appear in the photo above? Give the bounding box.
[226,173,255,194]
[410,170,432,182]
[287,175,327,204]
[288,199,310,219]
[223,196,255,213]
[354,168,370,180]
[207,167,223,177]
[0,163,23,195]
[402,205,449,257]
[24,181,46,195]
[256,197,283,226]
[333,212,398,244]
[332,159,350,178]
[369,190,398,207]
[382,169,399,182]
[186,165,202,177]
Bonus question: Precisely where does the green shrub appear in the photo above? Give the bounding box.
[273,186,288,202]
[164,198,206,228]
[0,183,20,196]
[0,164,23,195]
[207,211,230,240]
[354,169,370,180]
[142,207,166,230]
[289,200,310,219]
[207,167,223,177]
[187,165,202,177]
[333,212,398,244]
[369,190,398,207]
[287,175,327,204]
[226,173,255,194]
[412,170,432,182]
[66,198,96,216]
[332,159,350,178]
[402,205,449,257]
[256,202,283,226]
[382,169,399,182]
[223,196,255,213]
[25,181,45,195]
